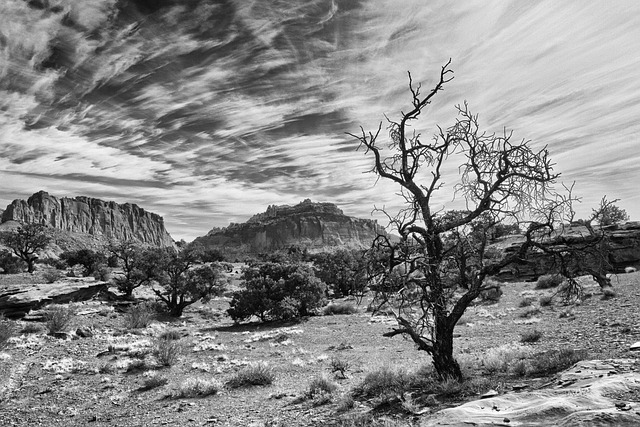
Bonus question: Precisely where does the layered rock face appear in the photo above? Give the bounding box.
[1,191,174,248]
[497,222,640,281]
[194,199,386,255]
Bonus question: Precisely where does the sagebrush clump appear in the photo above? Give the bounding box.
[226,363,275,388]
[43,305,74,334]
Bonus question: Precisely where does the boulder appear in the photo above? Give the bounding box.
[0,279,107,319]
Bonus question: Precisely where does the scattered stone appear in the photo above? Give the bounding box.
[76,327,93,338]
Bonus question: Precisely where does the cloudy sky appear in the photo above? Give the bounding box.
[1,0,639,241]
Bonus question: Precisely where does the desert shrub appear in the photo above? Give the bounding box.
[330,357,350,378]
[353,367,408,402]
[518,307,541,318]
[140,373,169,391]
[228,262,326,322]
[527,348,586,377]
[92,264,111,281]
[124,302,155,329]
[536,273,564,289]
[43,305,73,334]
[323,301,358,316]
[435,376,464,397]
[153,337,183,367]
[172,377,222,398]
[152,248,227,317]
[126,359,148,373]
[159,329,182,340]
[312,249,368,297]
[480,344,533,374]
[0,316,15,350]
[226,363,275,388]
[307,375,338,398]
[0,250,27,274]
[518,297,533,308]
[520,330,543,343]
[539,295,553,307]
[59,249,107,277]
[336,394,355,412]
[42,268,64,284]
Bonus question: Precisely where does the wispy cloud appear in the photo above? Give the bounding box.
[1,0,639,240]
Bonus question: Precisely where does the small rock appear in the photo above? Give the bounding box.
[503,418,510,423]
[481,390,499,399]
[629,342,640,351]
[76,327,93,338]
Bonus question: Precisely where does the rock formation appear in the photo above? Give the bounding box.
[497,222,640,281]
[1,191,175,248]
[194,199,386,256]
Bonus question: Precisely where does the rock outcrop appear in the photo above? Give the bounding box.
[194,199,386,256]
[423,359,640,426]
[0,278,107,319]
[497,222,640,281]
[1,191,174,248]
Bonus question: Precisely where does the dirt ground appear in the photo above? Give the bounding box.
[1,270,640,426]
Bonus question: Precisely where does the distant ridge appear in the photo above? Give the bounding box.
[1,191,175,249]
[193,199,386,256]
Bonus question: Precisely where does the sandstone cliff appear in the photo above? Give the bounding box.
[194,199,386,255]
[1,191,175,248]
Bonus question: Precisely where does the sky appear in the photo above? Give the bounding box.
[1,0,640,241]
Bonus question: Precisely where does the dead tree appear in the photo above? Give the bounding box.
[350,60,565,380]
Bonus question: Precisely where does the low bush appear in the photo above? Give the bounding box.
[539,295,553,307]
[124,302,154,329]
[536,274,564,289]
[20,323,41,334]
[518,307,541,318]
[226,363,275,388]
[330,357,350,378]
[158,329,182,341]
[172,377,222,398]
[527,348,586,376]
[42,268,65,284]
[520,329,543,343]
[153,337,183,367]
[43,305,74,334]
[0,316,15,350]
[479,279,503,303]
[139,373,169,391]
[353,367,408,402]
[323,301,358,316]
[307,375,338,398]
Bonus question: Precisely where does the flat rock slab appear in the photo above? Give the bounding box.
[0,279,107,319]
[423,359,640,426]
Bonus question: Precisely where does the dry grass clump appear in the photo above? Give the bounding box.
[43,304,74,334]
[139,373,169,391]
[330,356,350,378]
[172,377,222,398]
[42,268,65,284]
[353,367,409,404]
[535,274,564,289]
[518,307,541,318]
[477,343,533,374]
[124,302,155,329]
[539,295,553,307]
[20,323,41,334]
[323,301,358,315]
[0,316,15,350]
[527,348,587,377]
[520,329,543,343]
[153,337,183,367]
[158,329,182,340]
[226,363,275,388]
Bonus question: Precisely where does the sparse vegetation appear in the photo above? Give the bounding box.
[0,249,28,274]
[124,302,155,329]
[41,268,64,284]
[520,329,543,343]
[139,373,169,391]
[539,295,553,307]
[536,274,565,289]
[0,316,15,350]
[43,304,74,334]
[307,375,338,398]
[153,337,183,367]
[172,377,222,398]
[226,363,275,388]
[330,356,350,378]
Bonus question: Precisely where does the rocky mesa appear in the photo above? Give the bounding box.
[194,199,386,255]
[1,191,175,248]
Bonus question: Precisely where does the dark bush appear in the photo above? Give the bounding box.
[0,250,27,274]
[312,249,368,298]
[226,364,275,388]
[59,249,107,277]
[228,262,326,322]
